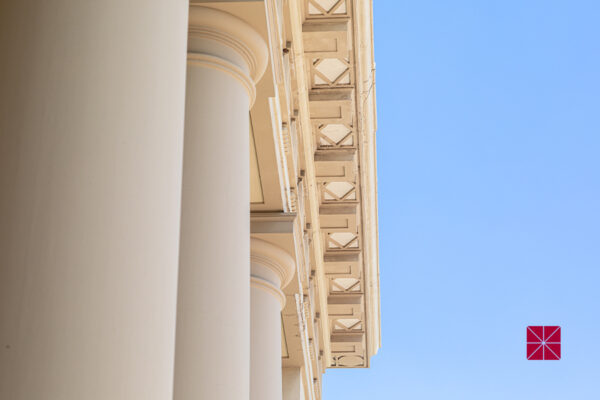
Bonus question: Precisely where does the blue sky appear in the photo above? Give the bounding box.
[323,1,600,398]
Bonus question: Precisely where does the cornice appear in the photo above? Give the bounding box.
[244,0,379,395]
[290,0,380,371]
[352,0,381,358]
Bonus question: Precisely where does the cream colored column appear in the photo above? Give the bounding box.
[0,1,188,399]
[283,368,305,400]
[173,6,268,400]
[250,238,296,400]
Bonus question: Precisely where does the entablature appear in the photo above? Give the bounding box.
[238,0,379,397]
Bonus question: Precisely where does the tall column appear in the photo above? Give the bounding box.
[173,6,268,400]
[250,238,296,400]
[0,1,188,399]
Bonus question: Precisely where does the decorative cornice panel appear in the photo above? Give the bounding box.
[301,0,379,370]
[253,0,379,397]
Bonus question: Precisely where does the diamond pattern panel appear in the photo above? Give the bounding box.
[316,123,355,148]
[307,0,349,18]
[312,58,352,88]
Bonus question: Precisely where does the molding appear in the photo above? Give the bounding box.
[264,0,285,85]
[250,237,296,289]
[250,212,297,233]
[295,294,316,400]
[187,53,256,106]
[289,0,333,368]
[352,0,380,358]
[268,97,294,211]
[251,275,287,309]
[188,6,268,83]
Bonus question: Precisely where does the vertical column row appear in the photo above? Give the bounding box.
[0,4,287,399]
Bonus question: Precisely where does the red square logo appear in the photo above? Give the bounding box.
[527,326,561,360]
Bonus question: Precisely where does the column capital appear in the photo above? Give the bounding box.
[250,238,295,307]
[188,6,268,106]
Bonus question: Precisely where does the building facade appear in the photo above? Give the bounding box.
[0,1,379,399]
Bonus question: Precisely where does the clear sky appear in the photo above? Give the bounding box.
[323,1,600,398]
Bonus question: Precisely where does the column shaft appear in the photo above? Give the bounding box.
[174,59,251,400]
[251,284,285,400]
[282,368,305,400]
[250,238,296,400]
[173,6,267,400]
[0,1,189,399]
